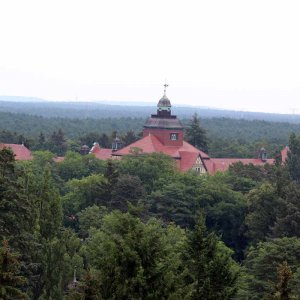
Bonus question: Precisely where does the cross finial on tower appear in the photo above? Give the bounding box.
[163,82,169,96]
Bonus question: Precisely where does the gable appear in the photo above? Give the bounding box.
[192,155,207,175]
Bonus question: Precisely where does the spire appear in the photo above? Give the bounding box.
[157,82,172,117]
[163,82,169,97]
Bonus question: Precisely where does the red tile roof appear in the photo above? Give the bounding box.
[113,134,208,172]
[90,143,112,160]
[112,134,279,174]
[209,158,275,174]
[178,151,199,171]
[0,143,33,161]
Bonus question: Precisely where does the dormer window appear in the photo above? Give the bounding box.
[170,133,178,141]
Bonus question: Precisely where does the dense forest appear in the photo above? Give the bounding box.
[2,131,300,299]
[2,101,300,298]
[2,106,300,158]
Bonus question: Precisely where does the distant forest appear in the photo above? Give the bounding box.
[1,100,300,158]
[1,98,300,122]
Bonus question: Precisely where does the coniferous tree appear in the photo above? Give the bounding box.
[36,132,46,150]
[99,133,110,148]
[28,167,65,300]
[286,132,300,182]
[122,130,137,146]
[48,128,67,155]
[240,237,300,299]
[0,148,33,251]
[272,182,300,238]
[186,212,239,300]
[185,113,208,152]
[103,160,119,204]
[0,239,28,300]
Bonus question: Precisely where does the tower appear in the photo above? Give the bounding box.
[143,84,184,146]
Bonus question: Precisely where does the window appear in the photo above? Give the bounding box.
[170,133,178,141]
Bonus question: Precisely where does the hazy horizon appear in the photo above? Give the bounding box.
[0,1,299,114]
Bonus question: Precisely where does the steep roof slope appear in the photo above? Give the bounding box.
[0,143,33,160]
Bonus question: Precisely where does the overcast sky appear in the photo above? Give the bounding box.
[0,0,299,113]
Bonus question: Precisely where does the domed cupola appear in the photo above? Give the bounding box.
[143,83,184,146]
[157,84,172,117]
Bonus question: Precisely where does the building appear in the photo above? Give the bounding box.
[0,88,288,173]
[111,87,275,174]
[0,143,33,161]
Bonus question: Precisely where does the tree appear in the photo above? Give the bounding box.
[35,132,46,150]
[272,182,300,238]
[148,172,202,228]
[228,162,268,193]
[185,212,239,299]
[239,237,300,299]
[99,133,110,148]
[119,153,176,193]
[63,174,107,217]
[83,211,190,299]
[185,113,208,152]
[273,261,293,300]
[65,269,102,300]
[245,183,283,244]
[48,128,67,156]
[56,151,105,182]
[122,130,138,146]
[77,205,108,238]
[0,240,28,300]
[0,148,34,251]
[27,167,65,300]
[103,160,119,203]
[197,175,247,258]
[286,132,300,182]
[111,174,145,211]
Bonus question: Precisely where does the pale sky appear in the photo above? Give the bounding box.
[0,0,300,113]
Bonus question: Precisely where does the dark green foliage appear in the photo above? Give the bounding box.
[121,130,138,146]
[119,153,176,192]
[111,174,145,211]
[63,174,106,216]
[286,132,300,182]
[3,106,300,300]
[37,132,46,149]
[56,151,105,182]
[84,211,179,299]
[0,108,293,159]
[148,172,202,228]
[245,183,284,244]
[0,240,28,300]
[0,129,20,144]
[197,175,247,258]
[103,160,119,203]
[65,269,102,300]
[48,128,67,156]
[272,182,300,238]
[239,237,300,299]
[77,205,108,238]
[185,213,239,299]
[185,113,208,152]
[0,148,34,251]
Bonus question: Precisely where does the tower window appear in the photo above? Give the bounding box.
[170,133,178,141]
